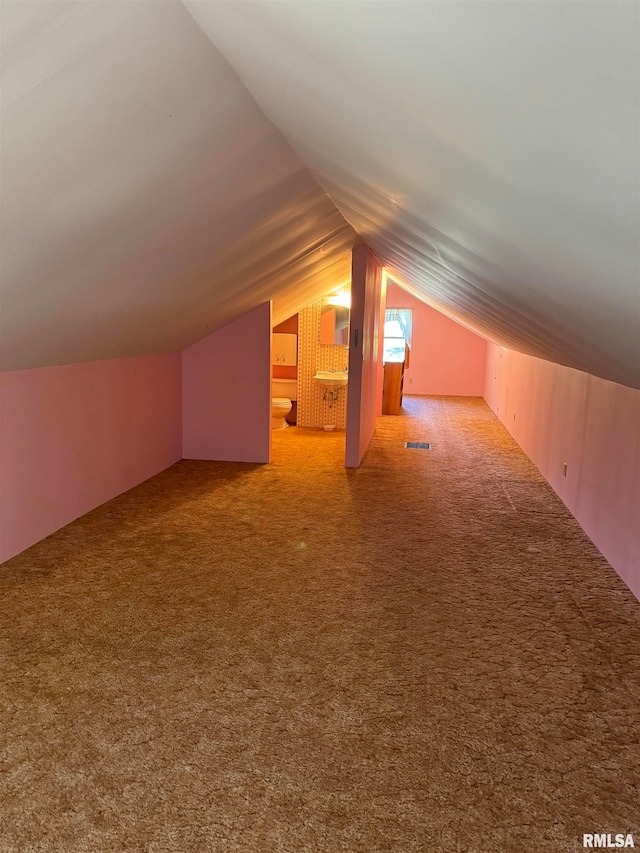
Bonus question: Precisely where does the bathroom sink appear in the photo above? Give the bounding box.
[313,370,348,389]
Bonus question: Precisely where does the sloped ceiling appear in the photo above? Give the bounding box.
[0,1,355,370]
[187,0,640,389]
[2,2,638,388]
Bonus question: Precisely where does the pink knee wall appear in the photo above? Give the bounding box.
[1,302,273,562]
[0,354,182,563]
[181,302,272,463]
[485,344,640,600]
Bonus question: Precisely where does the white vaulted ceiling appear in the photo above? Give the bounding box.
[0,1,355,370]
[187,0,640,389]
[1,1,639,387]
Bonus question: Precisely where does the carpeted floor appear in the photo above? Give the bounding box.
[1,396,638,852]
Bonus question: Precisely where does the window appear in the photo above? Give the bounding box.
[383,308,412,362]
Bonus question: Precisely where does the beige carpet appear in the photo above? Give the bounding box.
[1,396,638,852]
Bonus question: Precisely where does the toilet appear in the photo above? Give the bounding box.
[271,378,297,430]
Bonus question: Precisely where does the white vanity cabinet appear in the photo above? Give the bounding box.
[272,333,297,366]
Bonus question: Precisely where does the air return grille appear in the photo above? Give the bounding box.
[405,442,432,450]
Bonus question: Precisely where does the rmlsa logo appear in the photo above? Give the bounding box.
[583,835,635,848]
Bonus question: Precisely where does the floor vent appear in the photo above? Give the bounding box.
[405,442,432,450]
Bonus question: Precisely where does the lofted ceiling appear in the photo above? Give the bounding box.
[1,1,639,388]
[0,1,355,370]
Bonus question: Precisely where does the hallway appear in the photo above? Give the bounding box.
[1,397,638,852]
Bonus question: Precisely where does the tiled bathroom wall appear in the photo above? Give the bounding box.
[298,298,349,429]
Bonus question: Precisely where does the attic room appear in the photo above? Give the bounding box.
[1,2,638,851]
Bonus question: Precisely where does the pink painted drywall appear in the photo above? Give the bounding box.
[182,301,272,463]
[0,354,182,564]
[345,244,384,468]
[386,283,487,395]
[376,274,388,417]
[485,343,640,601]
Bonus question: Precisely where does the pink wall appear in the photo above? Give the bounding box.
[0,354,182,564]
[345,244,384,468]
[386,283,487,396]
[485,343,640,601]
[376,274,388,417]
[182,302,272,463]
